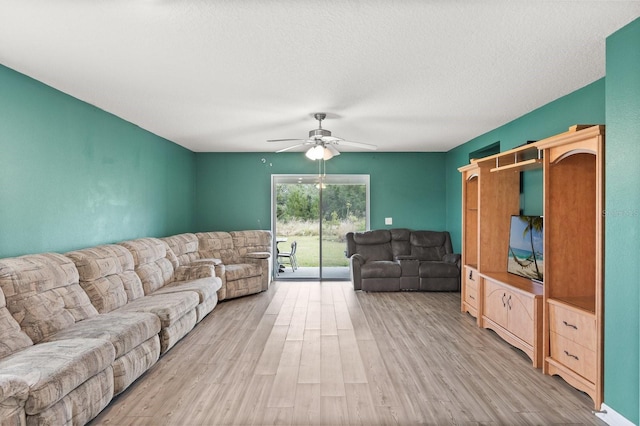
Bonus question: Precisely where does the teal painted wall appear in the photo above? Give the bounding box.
[0,64,197,257]
[195,152,447,232]
[445,79,606,253]
[605,17,640,424]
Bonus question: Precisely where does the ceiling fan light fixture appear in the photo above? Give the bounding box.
[305,145,334,161]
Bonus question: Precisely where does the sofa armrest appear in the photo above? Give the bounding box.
[0,374,28,424]
[174,264,216,281]
[244,251,270,260]
[240,253,271,291]
[349,254,367,290]
[394,255,417,261]
[396,257,419,276]
[442,253,461,268]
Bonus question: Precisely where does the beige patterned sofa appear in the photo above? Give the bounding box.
[164,231,272,301]
[0,230,252,425]
[0,253,157,424]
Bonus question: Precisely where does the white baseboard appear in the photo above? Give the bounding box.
[595,403,636,426]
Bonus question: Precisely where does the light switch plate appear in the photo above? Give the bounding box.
[385,217,393,225]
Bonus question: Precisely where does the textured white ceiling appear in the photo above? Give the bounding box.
[0,1,639,153]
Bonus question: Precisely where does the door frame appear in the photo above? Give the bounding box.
[271,174,370,280]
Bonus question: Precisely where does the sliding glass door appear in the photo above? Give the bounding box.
[272,174,369,280]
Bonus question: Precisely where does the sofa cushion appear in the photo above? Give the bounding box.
[66,245,146,313]
[196,232,238,265]
[353,229,390,245]
[153,277,221,302]
[162,233,201,268]
[361,261,402,279]
[119,239,174,295]
[410,231,449,261]
[418,261,460,278]
[357,243,393,262]
[230,230,272,259]
[115,292,199,328]
[0,253,99,344]
[350,230,393,262]
[46,311,160,358]
[0,338,115,414]
[0,287,33,359]
[390,228,412,257]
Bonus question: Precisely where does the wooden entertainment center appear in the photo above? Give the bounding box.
[458,125,604,409]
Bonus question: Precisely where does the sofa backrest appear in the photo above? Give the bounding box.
[118,238,175,295]
[65,245,147,314]
[409,231,453,261]
[347,229,454,262]
[230,230,272,259]
[162,233,200,268]
[0,253,98,344]
[196,232,238,264]
[0,284,33,359]
[390,228,412,257]
[347,229,393,261]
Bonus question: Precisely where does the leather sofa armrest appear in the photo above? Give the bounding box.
[174,264,216,281]
[442,253,461,268]
[0,374,28,423]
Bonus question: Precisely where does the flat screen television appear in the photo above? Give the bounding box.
[507,215,543,283]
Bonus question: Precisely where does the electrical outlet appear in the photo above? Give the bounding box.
[385,217,393,225]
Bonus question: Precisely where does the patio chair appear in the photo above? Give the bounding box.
[277,241,298,272]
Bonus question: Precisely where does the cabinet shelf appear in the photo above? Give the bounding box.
[474,142,542,173]
[480,272,543,296]
[490,158,542,173]
[548,296,596,315]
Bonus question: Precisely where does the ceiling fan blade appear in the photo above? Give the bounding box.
[267,138,307,143]
[336,140,378,150]
[326,144,341,157]
[275,142,312,153]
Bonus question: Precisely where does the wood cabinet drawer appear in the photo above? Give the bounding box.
[464,278,478,308]
[550,332,596,383]
[548,303,596,351]
[465,266,478,286]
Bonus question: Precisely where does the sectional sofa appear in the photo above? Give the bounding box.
[0,230,271,425]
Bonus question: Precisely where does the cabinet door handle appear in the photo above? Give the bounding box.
[469,295,475,300]
[468,271,473,280]
[562,320,578,330]
[563,350,579,361]
[507,295,512,310]
[502,293,507,307]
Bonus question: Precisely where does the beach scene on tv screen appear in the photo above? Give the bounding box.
[508,215,544,282]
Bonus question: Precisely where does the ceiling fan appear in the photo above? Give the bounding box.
[267,113,377,160]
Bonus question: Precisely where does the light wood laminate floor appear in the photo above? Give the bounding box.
[91,281,603,425]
